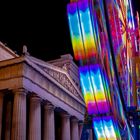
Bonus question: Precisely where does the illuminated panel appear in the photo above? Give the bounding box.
[79,66,98,115]
[93,117,107,140]
[106,0,123,56]
[67,2,85,61]
[78,0,97,60]
[127,0,135,30]
[92,10,102,54]
[127,0,138,51]
[102,116,119,140]
[102,72,112,106]
[89,64,110,114]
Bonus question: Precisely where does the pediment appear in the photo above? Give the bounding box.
[27,56,84,101]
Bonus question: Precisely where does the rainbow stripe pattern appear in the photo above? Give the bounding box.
[93,116,120,140]
[67,0,137,139]
[78,0,97,60]
[79,65,111,115]
[67,2,85,61]
[89,65,110,114]
[79,66,98,115]
[67,0,97,61]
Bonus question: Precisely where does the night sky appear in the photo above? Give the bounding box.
[0,0,72,61]
[0,1,140,61]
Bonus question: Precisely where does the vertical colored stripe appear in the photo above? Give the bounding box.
[67,2,86,61]
[78,0,97,60]
[93,117,107,140]
[79,66,98,114]
[90,64,110,114]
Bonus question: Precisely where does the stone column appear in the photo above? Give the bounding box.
[28,95,41,140]
[78,121,83,139]
[61,112,71,140]
[71,117,79,140]
[43,102,55,140]
[5,101,12,140]
[0,92,4,140]
[11,88,27,140]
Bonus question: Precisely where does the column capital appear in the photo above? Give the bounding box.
[12,88,28,95]
[30,94,42,102]
[71,116,79,123]
[60,112,71,119]
[44,102,55,111]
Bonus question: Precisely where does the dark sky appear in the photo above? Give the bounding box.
[0,1,140,61]
[0,0,73,61]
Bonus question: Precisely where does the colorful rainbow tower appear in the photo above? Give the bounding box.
[67,0,140,139]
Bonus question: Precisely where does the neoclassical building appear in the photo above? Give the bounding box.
[0,42,89,140]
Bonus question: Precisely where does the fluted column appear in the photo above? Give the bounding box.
[28,95,41,140]
[0,92,4,140]
[71,117,79,140]
[78,121,83,139]
[11,88,27,140]
[61,112,71,140]
[43,102,55,140]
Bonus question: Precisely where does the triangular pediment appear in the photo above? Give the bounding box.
[0,42,19,61]
[26,55,84,101]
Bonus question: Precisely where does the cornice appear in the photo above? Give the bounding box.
[0,42,19,57]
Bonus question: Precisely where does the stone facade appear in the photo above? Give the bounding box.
[48,54,80,90]
[0,45,87,140]
[0,42,18,61]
